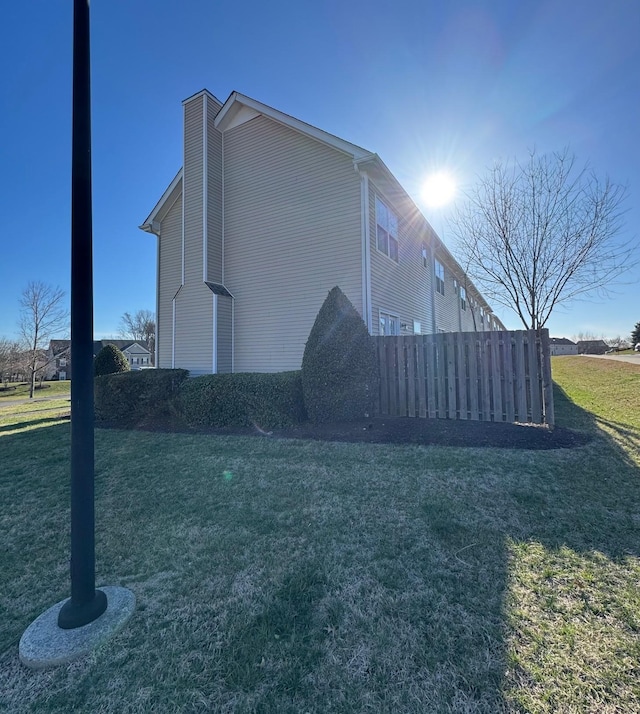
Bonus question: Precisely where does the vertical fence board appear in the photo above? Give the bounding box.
[479,336,491,421]
[387,338,397,417]
[436,335,447,418]
[406,336,416,417]
[514,331,527,422]
[417,336,427,418]
[379,338,388,416]
[398,338,407,416]
[426,335,437,419]
[504,333,515,423]
[540,328,554,426]
[489,332,502,421]
[467,334,479,420]
[527,332,542,423]
[456,333,468,419]
[445,333,456,418]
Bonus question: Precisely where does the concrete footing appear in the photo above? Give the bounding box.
[19,586,135,669]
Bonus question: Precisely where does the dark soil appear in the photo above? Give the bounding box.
[120,414,591,450]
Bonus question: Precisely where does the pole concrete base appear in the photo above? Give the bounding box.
[19,586,135,670]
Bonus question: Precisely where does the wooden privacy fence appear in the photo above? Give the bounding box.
[376,329,554,425]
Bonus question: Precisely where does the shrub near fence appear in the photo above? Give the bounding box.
[376,329,554,425]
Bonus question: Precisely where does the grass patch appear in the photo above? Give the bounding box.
[0,358,638,711]
[0,381,71,401]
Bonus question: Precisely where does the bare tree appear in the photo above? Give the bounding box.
[18,282,69,398]
[450,149,634,330]
[0,337,14,386]
[119,309,155,361]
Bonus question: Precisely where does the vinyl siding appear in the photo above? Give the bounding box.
[369,181,434,336]
[184,95,204,284]
[223,115,362,372]
[173,93,214,373]
[431,253,460,332]
[174,285,213,374]
[216,294,233,373]
[158,195,182,368]
[206,95,224,283]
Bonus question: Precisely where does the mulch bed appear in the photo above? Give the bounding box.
[118,415,591,450]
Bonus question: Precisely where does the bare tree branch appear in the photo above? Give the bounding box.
[18,281,69,398]
[119,309,155,363]
[449,149,635,330]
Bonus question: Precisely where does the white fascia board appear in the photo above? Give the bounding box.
[214,92,372,160]
[139,169,183,232]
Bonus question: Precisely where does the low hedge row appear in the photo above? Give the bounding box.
[95,369,307,429]
[94,369,189,426]
[178,371,307,428]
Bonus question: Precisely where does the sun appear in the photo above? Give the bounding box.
[421,171,457,208]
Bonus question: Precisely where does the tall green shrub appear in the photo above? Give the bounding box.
[94,344,130,377]
[302,286,378,423]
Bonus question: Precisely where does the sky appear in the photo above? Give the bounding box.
[1,0,639,343]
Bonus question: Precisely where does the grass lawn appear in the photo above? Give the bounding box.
[0,357,639,712]
[0,382,71,402]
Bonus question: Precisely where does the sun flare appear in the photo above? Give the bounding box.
[421,172,457,208]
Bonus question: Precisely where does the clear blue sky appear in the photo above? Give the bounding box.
[2,0,638,342]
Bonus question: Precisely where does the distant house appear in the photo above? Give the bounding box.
[140,89,506,376]
[46,339,153,379]
[576,339,609,355]
[47,340,72,381]
[549,338,578,356]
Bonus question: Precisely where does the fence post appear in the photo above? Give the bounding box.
[539,328,555,428]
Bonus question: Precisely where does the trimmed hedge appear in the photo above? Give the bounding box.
[95,369,189,426]
[94,344,130,376]
[178,371,306,428]
[302,286,379,423]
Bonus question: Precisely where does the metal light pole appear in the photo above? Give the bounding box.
[57,0,107,629]
[19,0,134,667]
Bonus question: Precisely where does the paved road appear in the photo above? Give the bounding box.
[0,395,71,408]
[581,353,640,365]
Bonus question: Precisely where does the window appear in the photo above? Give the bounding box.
[460,286,466,311]
[434,259,445,295]
[376,197,399,262]
[421,243,428,267]
[379,311,400,336]
[59,358,67,367]
[413,320,421,334]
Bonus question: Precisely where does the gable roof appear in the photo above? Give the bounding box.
[550,337,576,345]
[93,340,151,355]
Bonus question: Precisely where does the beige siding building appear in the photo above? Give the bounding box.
[141,89,504,375]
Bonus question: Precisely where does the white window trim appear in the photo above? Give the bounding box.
[434,258,445,296]
[379,309,400,336]
[375,195,399,263]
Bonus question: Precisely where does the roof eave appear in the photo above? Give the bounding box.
[215,92,372,160]
[139,169,183,234]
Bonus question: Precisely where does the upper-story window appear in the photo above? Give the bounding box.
[376,197,399,262]
[59,358,67,367]
[434,259,445,295]
[460,286,467,311]
[421,243,428,268]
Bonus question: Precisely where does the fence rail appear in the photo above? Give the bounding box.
[375,329,554,425]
